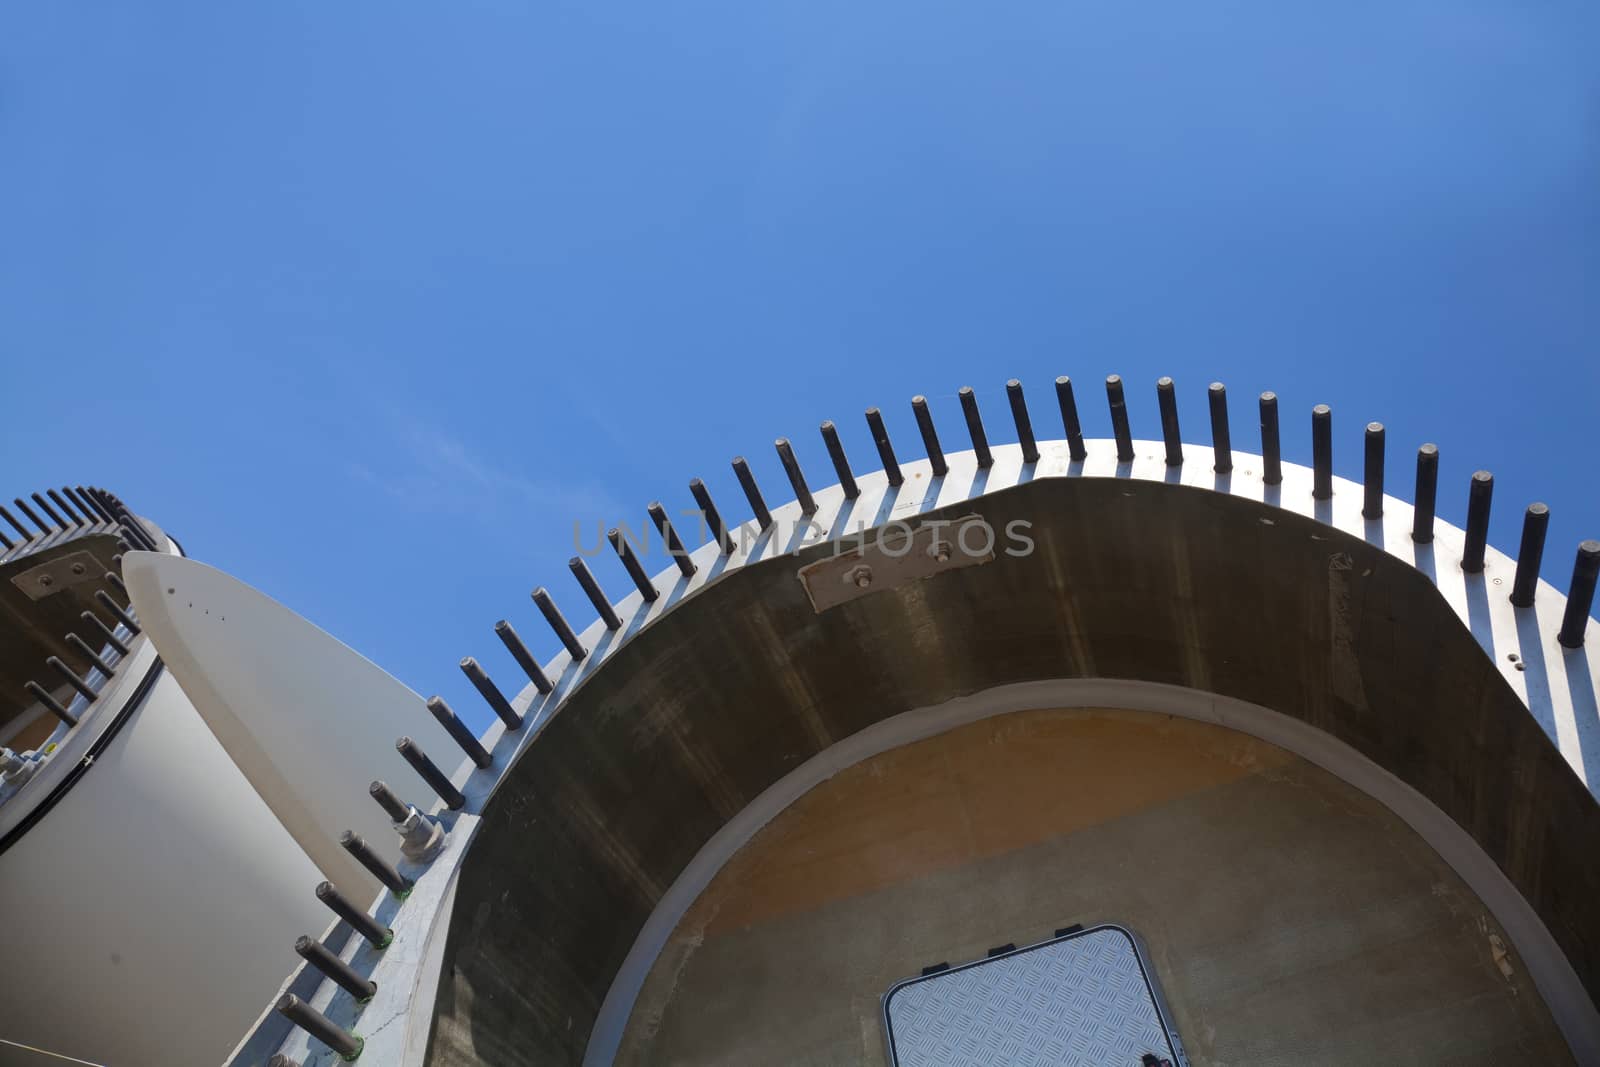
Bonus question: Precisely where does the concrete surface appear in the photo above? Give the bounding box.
[616,709,1570,1066]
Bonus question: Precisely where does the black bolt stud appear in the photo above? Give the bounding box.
[31,493,66,529]
[105,570,127,594]
[460,656,523,729]
[1055,377,1088,461]
[314,881,392,949]
[775,439,817,514]
[818,422,859,498]
[1463,471,1494,573]
[865,408,903,487]
[81,611,130,656]
[369,780,411,823]
[14,498,51,535]
[427,696,492,769]
[295,935,377,1002]
[687,479,737,555]
[607,528,660,603]
[23,680,78,727]
[1511,504,1550,608]
[114,509,159,550]
[1558,541,1600,648]
[0,527,12,551]
[1106,376,1134,462]
[1156,378,1182,466]
[533,587,588,660]
[1259,392,1282,486]
[112,518,145,551]
[86,487,116,523]
[1312,406,1333,500]
[0,505,31,541]
[731,457,773,530]
[493,621,553,696]
[110,511,150,549]
[47,489,84,527]
[47,656,97,703]
[75,487,115,523]
[1207,383,1232,474]
[1363,423,1385,519]
[63,487,99,525]
[276,993,364,1060]
[90,488,122,524]
[396,736,465,811]
[1007,380,1039,465]
[958,388,992,468]
[340,830,413,896]
[97,489,128,523]
[65,633,115,676]
[94,590,139,633]
[910,396,948,477]
[570,556,624,628]
[1413,445,1439,544]
[647,502,697,580]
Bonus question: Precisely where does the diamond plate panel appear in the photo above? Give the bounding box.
[884,926,1183,1067]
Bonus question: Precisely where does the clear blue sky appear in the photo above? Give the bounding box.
[4,3,1597,732]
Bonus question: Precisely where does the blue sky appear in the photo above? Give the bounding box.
[3,3,1597,732]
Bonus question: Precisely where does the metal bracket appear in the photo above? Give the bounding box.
[9,550,104,601]
[798,514,996,613]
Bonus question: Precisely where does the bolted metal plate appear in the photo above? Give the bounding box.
[883,925,1186,1067]
[797,514,996,613]
[8,550,106,602]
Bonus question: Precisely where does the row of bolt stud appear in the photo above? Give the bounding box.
[273,780,442,1061]
[272,654,536,1054]
[274,643,549,1055]
[21,570,141,732]
[273,373,1600,1064]
[477,377,1600,671]
[8,485,159,740]
[0,485,160,556]
[404,374,1600,868]
[274,583,571,1056]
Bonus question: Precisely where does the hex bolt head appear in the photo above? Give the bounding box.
[847,565,873,589]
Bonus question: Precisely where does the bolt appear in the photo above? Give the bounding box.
[396,808,447,862]
[38,574,53,588]
[931,543,952,563]
[70,562,85,575]
[846,565,873,589]
[1,748,36,787]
